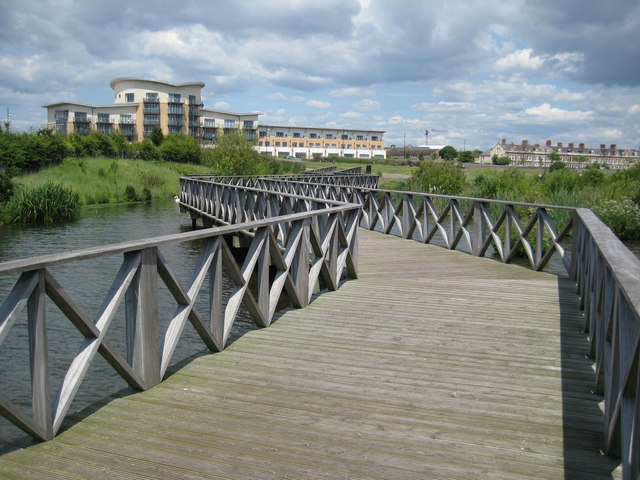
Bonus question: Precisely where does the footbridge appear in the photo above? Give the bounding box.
[0,169,638,478]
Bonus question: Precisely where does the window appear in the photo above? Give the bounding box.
[144,115,160,125]
[371,136,378,141]
[120,114,133,124]
[259,131,266,137]
[98,124,111,134]
[169,104,183,114]
[169,126,182,134]
[275,141,281,147]
[293,132,301,138]
[341,134,348,140]
[265,141,270,146]
[168,93,182,103]
[144,93,159,102]
[243,120,254,129]
[276,131,284,137]
[292,142,297,147]
[224,119,235,128]
[97,113,110,123]
[326,134,333,139]
[310,133,318,138]
[125,93,134,102]
[316,143,321,147]
[332,143,336,148]
[189,95,197,105]
[282,142,287,147]
[204,119,215,127]
[75,112,88,121]
[357,135,363,140]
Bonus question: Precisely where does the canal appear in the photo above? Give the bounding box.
[0,200,255,448]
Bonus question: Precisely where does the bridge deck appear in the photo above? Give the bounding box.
[0,229,622,479]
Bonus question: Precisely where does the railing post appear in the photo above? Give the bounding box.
[290,219,310,307]
[472,201,485,256]
[28,269,52,440]
[126,247,160,388]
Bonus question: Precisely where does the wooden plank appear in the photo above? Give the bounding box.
[0,229,622,479]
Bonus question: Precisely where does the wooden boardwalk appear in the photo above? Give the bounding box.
[0,229,622,479]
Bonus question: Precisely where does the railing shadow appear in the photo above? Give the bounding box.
[557,276,621,478]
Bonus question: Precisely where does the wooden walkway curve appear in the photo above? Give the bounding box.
[0,229,622,479]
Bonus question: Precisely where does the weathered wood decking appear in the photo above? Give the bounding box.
[0,229,622,479]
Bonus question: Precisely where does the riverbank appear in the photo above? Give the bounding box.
[13,156,214,205]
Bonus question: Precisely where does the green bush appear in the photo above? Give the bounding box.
[124,185,139,202]
[159,134,201,163]
[594,199,640,240]
[134,139,158,160]
[202,132,263,175]
[6,182,80,224]
[408,161,466,195]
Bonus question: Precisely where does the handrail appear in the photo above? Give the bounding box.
[571,208,640,478]
[0,187,360,441]
[193,176,575,272]
[180,175,640,479]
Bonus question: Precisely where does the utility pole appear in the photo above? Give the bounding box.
[4,106,10,132]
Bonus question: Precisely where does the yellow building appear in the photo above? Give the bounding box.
[257,125,386,159]
[43,78,259,144]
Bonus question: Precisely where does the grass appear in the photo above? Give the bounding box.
[15,157,214,205]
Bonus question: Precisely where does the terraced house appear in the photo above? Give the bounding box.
[490,138,640,169]
[43,78,259,144]
[257,125,386,159]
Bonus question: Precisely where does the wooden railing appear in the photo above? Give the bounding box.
[0,188,360,441]
[186,177,574,271]
[571,209,640,479]
[180,176,640,479]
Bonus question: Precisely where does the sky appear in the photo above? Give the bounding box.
[1,0,639,152]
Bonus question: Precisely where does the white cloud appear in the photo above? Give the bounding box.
[329,87,374,97]
[495,48,545,71]
[353,99,381,111]
[306,99,331,109]
[213,101,231,110]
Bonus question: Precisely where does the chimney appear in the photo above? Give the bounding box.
[600,144,606,149]
[568,142,574,149]
[557,142,563,148]
[546,140,552,147]
[502,138,507,145]
[579,143,585,149]
[611,144,617,150]
[522,139,528,146]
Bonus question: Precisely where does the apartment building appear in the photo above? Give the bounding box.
[256,125,386,160]
[490,139,640,169]
[43,78,259,143]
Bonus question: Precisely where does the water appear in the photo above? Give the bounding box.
[0,201,256,448]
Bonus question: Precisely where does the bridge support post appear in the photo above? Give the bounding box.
[472,201,486,256]
[126,247,161,388]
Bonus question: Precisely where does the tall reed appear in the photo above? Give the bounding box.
[7,182,80,224]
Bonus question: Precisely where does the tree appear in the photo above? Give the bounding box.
[549,160,566,172]
[159,133,201,163]
[438,145,458,161]
[409,161,466,195]
[492,155,511,166]
[458,151,474,163]
[202,131,264,175]
[150,126,164,146]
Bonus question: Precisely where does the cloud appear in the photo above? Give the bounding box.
[514,103,592,123]
[305,99,331,109]
[329,87,374,97]
[213,101,231,110]
[353,99,381,112]
[495,49,545,71]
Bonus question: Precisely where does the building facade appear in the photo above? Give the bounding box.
[256,125,386,160]
[490,139,640,169]
[43,78,259,144]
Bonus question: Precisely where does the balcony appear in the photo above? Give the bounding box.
[168,120,185,127]
[119,118,136,125]
[143,119,160,126]
[143,106,160,114]
[143,95,159,103]
[168,97,184,104]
